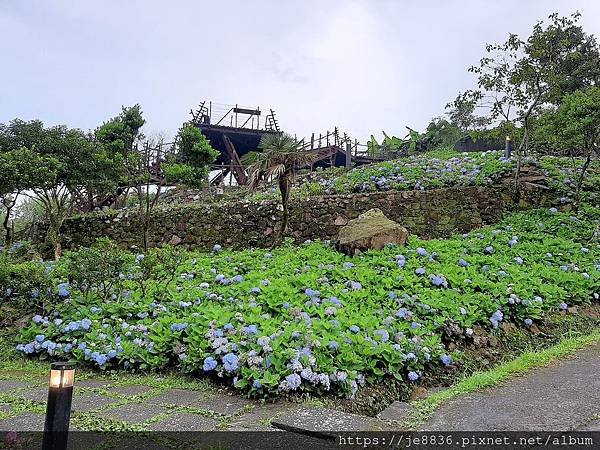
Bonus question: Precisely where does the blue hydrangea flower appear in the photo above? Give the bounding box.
[212,244,222,252]
[429,274,447,287]
[416,247,427,256]
[440,354,453,366]
[395,308,409,319]
[485,246,494,254]
[549,207,558,214]
[203,357,217,371]
[524,318,533,327]
[349,325,360,334]
[252,380,262,389]
[415,267,426,276]
[232,275,244,283]
[559,302,568,310]
[348,281,362,290]
[514,257,524,265]
[374,329,389,342]
[32,315,44,323]
[170,323,188,332]
[224,323,234,331]
[343,262,355,269]
[57,283,70,298]
[35,334,45,343]
[408,371,419,381]
[243,325,258,335]
[490,310,504,328]
[458,259,469,267]
[328,341,339,350]
[222,353,239,372]
[285,373,301,390]
[23,343,35,354]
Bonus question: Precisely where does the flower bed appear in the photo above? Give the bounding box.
[12,208,599,398]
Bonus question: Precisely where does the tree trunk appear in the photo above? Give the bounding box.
[47,220,62,261]
[278,173,291,242]
[575,151,593,204]
[2,205,12,250]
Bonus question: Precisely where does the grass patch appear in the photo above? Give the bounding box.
[400,329,600,429]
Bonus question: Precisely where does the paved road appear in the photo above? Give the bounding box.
[422,344,600,431]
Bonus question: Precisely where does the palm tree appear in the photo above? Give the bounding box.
[244,133,317,241]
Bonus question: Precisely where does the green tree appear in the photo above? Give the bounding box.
[451,12,600,159]
[0,120,110,258]
[0,148,58,248]
[175,124,218,171]
[246,133,317,241]
[539,87,600,200]
[166,124,218,188]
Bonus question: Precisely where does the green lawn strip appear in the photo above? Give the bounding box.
[400,330,600,429]
[70,410,142,432]
[0,392,46,418]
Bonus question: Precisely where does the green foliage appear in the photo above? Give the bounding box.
[539,87,600,155]
[162,163,207,189]
[0,252,53,310]
[248,133,318,237]
[175,124,218,170]
[367,119,464,158]
[59,238,134,301]
[11,206,600,397]
[451,12,600,152]
[95,105,145,157]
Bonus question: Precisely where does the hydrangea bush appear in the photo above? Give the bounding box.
[12,208,599,398]
[251,150,600,202]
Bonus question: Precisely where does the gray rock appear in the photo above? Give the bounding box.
[110,385,154,397]
[190,394,255,416]
[71,392,119,412]
[15,387,48,403]
[0,380,30,392]
[100,403,166,424]
[147,413,218,431]
[336,208,408,255]
[0,413,44,431]
[272,407,390,438]
[145,389,204,406]
[377,401,412,422]
[168,235,183,246]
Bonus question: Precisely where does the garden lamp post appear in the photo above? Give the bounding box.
[42,362,75,450]
[505,136,513,159]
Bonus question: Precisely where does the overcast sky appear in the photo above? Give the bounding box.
[1,0,600,143]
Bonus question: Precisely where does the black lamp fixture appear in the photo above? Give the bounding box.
[505,136,513,159]
[42,362,75,450]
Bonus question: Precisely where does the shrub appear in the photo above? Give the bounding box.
[14,208,599,398]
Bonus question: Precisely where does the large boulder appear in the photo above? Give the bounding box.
[336,208,408,255]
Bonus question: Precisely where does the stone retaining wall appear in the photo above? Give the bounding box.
[53,184,554,251]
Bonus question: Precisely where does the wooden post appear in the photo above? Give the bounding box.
[345,141,352,168]
[311,133,314,150]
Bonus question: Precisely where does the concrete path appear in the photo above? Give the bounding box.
[422,344,600,431]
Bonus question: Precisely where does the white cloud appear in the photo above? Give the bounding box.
[1,0,599,143]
